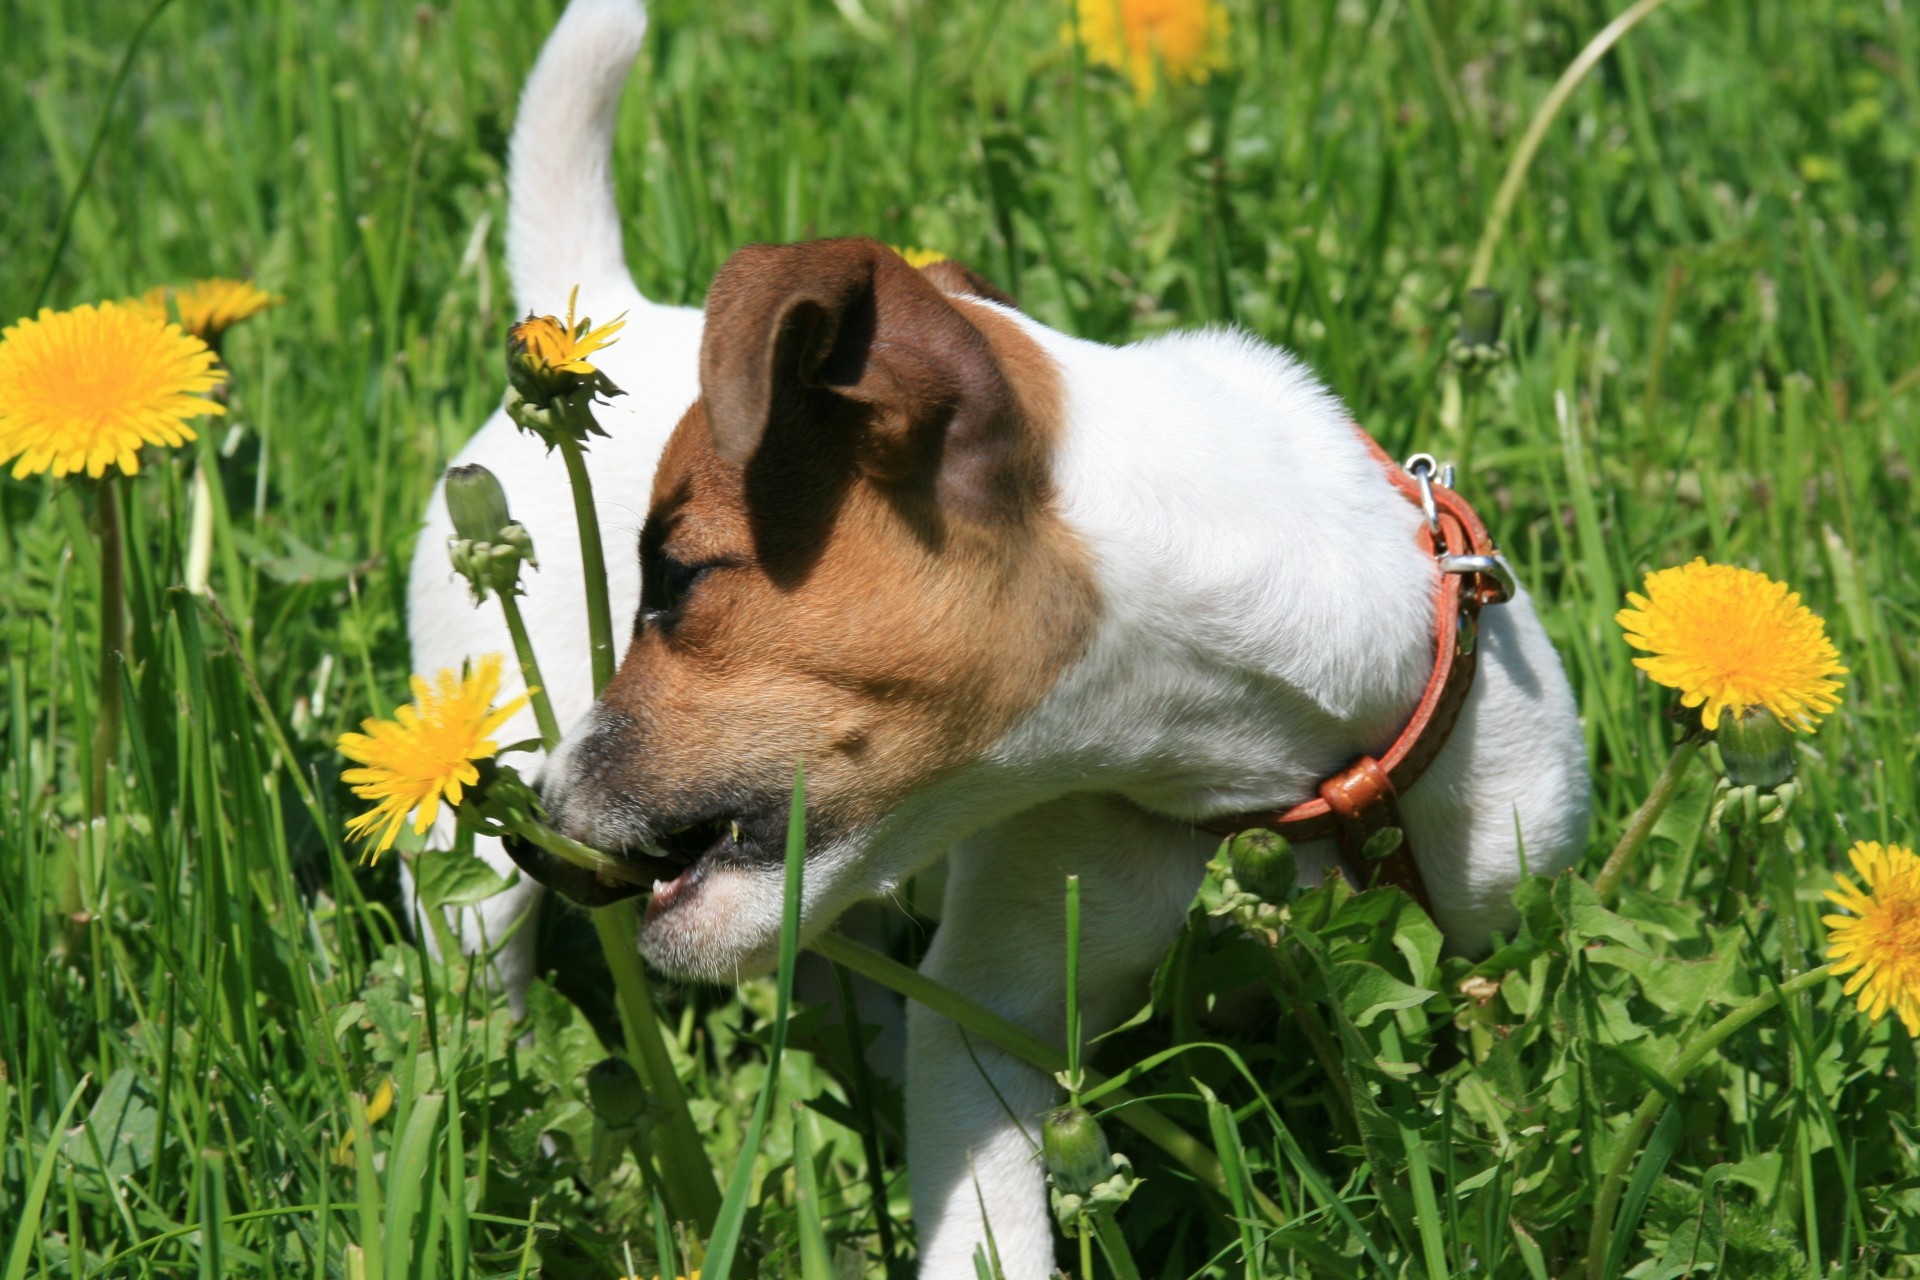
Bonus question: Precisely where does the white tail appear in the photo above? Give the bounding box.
[506,0,649,317]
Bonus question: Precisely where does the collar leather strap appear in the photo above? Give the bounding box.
[1198,427,1513,915]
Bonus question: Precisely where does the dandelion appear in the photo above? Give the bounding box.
[131,278,281,345]
[1824,841,1920,1035]
[1615,558,1846,732]
[0,302,226,480]
[1067,0,1231,103]
[337,653,528,859]
[508,285,626,391]
[893,245,950,269]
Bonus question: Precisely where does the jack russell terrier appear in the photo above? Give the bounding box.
[406,1,1591,1276]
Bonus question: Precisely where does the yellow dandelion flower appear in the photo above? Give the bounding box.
[1824,841,1920,1035]
[126,280,281,344]
[171,279,283,343]
[1068,0,1231,103]
[0,302,226,480]
[336,653,528,859]
[509,285,626,380]
[892,245,950,269]
[1615,558,1846,732]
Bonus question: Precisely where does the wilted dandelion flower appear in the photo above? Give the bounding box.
[337,653,528,858]
[1068,0,1231,103]
[0,302,226,480]
[892,245,950,269]
[132,279,282,345]
[508,285,625,382]
[1615,558,1846,732]
[1824,841,1920,1035]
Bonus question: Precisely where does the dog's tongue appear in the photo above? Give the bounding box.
[499,831,650,908]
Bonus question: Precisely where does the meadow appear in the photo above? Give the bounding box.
[4,0,1919,1276]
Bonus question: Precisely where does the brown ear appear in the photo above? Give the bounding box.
[917,257,1019,310]
[696,237,1027,519]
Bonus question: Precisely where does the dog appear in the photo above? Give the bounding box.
[410,3,1591,1276]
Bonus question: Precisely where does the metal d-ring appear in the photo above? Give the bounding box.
[1440,552,1519,602]
[1403,453,1441,536]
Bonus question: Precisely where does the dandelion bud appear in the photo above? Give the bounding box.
[1042,1104,1112,1199]
[501,521,538,569]
[1225,829,1294,902]
[1717,706,1795,791]
[585,1057,648,1129]
[443,465,536,602]
[1448,287,1509,371]
[445,464,513,545]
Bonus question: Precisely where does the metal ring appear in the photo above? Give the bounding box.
[1403,453,1441,535]
[1439,552,1518,602]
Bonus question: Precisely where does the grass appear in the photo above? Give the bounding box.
[4,0,1920,1275]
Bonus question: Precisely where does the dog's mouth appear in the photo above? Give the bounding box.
[501,811,763,911]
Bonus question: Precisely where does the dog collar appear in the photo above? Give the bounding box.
[1198,427,1516,915]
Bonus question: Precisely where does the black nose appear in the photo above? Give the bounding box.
[501,830,649,908]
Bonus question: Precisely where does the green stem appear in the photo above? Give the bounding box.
[91,476,126,820]
[555,429,615,695]
[543,407,718,1231]
[1465,0,1677,290]
[1762,820,1808,974]
[495,591,562,752]
[1585,965,1831,1280]
[1592,731,1704,904]
[807,930,1285,1224]
[591,904,722,1234]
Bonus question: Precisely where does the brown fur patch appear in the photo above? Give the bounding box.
[560,239,1098,849]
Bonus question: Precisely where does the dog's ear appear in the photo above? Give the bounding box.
[698,237,1028,520]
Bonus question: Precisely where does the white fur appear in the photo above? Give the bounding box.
[409,3,1592,1276]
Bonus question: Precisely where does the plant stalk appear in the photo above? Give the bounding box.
[591,904,721,1233]
[91,475,127,819]
[1466,0,1678,291]
[494,591,562,751]
[1592,731,1704,903]
[1585,964,1831,1280]
[543,402,720,1232]
[554,425,615,694]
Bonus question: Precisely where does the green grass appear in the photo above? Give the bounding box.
[5,0,1920,1275]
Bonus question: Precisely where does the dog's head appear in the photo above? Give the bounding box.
[533,239,1099,978]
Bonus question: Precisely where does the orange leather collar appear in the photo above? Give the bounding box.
[1199,427,1514,915]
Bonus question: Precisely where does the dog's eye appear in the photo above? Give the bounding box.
[640,554,716,627]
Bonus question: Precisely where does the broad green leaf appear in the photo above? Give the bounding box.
[414,846,518,909]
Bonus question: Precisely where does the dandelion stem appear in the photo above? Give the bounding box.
[91,475,127,820]
[494,591,562,752]
[1465,0,1677,291]
[591,903,722,1233]
[1592,731,1704,903]
[540,396,720,1233]
[554,425,615,695]
[1585,964,1831,1280]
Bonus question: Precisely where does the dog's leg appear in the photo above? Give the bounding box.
[908,796,1208,1280]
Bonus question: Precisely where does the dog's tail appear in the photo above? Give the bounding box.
[506,0,649,317]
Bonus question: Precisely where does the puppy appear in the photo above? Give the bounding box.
[412,3,1590,1275]
[525,234,1592,1279]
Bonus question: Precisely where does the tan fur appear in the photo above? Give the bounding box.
[562,240,1098,851]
